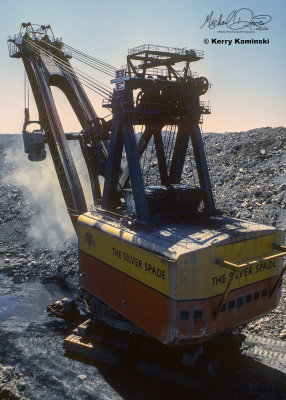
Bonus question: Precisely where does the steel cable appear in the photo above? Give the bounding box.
[24,39,112,94]
[145,136,155,186]
[24,39,112,99]
[42,36,116,76]
[63,43,116,72]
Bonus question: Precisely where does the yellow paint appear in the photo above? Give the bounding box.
[78,214,284,301]
[216,234,276,262]
[176,232,283,300]
[78,220,177,298]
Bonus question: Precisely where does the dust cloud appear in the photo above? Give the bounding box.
[4,137,93,248]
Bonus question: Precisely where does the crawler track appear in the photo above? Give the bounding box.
[242,333,286,374]
[62,317,286,393]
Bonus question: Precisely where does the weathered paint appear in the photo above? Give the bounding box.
[176,232,282,300]
[78,212,284,345]
[79,218,177,298]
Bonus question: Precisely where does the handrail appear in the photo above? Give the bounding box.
[214,244,286,318]
[128,44,204,58]
[269,245,286,297]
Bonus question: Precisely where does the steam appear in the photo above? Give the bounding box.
[4,137,93,248]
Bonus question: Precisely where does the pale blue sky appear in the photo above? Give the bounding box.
[1,0,285,133]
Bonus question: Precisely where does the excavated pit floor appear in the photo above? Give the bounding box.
[0,269,285,400]
[1,132,286,399]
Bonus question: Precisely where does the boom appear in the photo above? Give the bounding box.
[8,23,109,227]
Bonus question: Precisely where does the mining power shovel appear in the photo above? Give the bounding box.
[7,24,286,374]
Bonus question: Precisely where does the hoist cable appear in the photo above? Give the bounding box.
[71,55,114,77]
[145,136,155,186]
[168,125,177,170]
[27,73,30,108]
[24,71,30,109]
[166,125,176,172]
[24,70,26,109]
[24,38,115,79]
[40,37,116,75]
[65,49,116,74]
[63,43,116,72]
[24,39,112,94]
[141,126,148,174]
[24,39,112,99]
[26,52,110,99]
[187,144,197,185]
[164,125,172,172]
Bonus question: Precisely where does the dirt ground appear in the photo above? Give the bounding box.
[0,132,286,399]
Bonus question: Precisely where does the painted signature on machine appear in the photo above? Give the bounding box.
[212,259,277,287]
[201,8,272,31]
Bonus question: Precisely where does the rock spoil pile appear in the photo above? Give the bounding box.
[204,126,286,230]
[0,128,286,399]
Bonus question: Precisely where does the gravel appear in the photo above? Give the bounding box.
[203,127,286,339]
[0,129,286,399]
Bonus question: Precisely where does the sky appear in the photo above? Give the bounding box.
[0,0,285,134]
